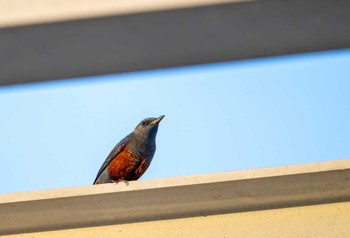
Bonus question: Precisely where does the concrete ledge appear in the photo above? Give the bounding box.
[1,0,350,86]
[1,159,350,235]
[0,0,243,28]
[3,202,350,238]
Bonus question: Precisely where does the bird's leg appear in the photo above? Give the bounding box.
[111,179,118,184]
[121,180,129,186]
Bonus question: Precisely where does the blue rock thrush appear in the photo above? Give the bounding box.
[93,115,164,184]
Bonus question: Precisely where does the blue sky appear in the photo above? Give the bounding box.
[1,49,350,194]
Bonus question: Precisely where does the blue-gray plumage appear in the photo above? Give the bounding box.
[93,115,164,184]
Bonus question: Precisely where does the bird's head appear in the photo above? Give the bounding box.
[133,115,165,142]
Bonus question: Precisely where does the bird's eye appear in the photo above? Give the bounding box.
[141,121,146,126]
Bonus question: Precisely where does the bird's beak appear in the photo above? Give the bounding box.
[151,115,165,125]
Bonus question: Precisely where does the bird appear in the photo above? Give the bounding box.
[93,115,164,184]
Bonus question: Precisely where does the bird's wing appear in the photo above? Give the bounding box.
[93,136,128,184]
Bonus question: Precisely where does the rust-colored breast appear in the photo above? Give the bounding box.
[107,147,138,182]
[134,157,150,178]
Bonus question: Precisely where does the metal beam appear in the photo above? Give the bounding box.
[0,0,350,86]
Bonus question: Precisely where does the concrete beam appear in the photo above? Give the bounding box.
[3,202,350,238]
[0,0,241,28]
[0,0,350,86]
[1,159,350,235]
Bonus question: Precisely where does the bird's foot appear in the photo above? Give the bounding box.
[111,179,129,186]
